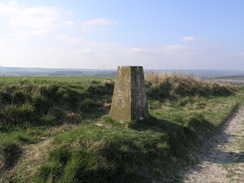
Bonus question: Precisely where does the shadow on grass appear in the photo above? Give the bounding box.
[1,143,22,170]
[182,107,243,182]
[129,112,243,181]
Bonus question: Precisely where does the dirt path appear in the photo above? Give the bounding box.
[0,124,77,182]
[184,107,244,183]
[0,139,52,182]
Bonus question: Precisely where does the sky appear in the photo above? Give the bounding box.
[0,0,244,70]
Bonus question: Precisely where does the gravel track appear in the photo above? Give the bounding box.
[184,107,244,183]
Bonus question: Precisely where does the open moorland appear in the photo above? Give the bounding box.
[0,73,243,182]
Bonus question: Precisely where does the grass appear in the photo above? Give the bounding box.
[35,125,170,183]
[0,76,105,86]
[0,78,114,128]
[0,74,243,182]
[146,72,235,99]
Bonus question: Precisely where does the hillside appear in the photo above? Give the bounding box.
[0,74,243,182]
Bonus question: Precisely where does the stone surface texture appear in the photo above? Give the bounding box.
[110,66,149,121]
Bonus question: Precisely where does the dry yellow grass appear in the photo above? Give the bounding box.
[145,72,235,99]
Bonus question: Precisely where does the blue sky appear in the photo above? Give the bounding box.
[0,0,244,70]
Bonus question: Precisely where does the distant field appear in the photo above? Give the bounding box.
[229,77,244,80]
[214,75,244,80]
[214,79,244,86]
[204,75,244,86]
[0,76,106,85]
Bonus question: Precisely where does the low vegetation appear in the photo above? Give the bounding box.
[146,72,234,99]
[0,74,243,182]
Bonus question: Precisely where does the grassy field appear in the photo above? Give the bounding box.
[0,76,105,86]
[0,74,243,182]
[212,75,244,86]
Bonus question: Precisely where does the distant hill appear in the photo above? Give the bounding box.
[150,69,244,79]
[0,66,116,78]
[0,66,243,78]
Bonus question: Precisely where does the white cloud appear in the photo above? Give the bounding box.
[181,36,196,42]
[0,2,70,39]
[162,45,188,52]
[79,49,93,54]
[9,8,60,29]
[59,21,76,26]
[0,1,18,15]
[13,29,51,39]
[81,18,117,32]
[87,42,124,52]
[82,18,117,26]
[8,1,17,7]
[1,37,240,70]
[129,48,150,53]
[56,34,83,44]
[46,48,58,53]
[0,1,117,42]
[72,39,225,69]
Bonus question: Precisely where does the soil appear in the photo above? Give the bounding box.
[183,107,244,183]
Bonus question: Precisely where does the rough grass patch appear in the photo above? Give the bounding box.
[1,143,21,169]
[0,77,242,182]
[145,72,235,100]
[35,125,171,182]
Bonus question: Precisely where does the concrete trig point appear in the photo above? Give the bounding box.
[110,66,149,121]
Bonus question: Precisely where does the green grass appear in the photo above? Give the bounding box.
[35,124,170,183]
[0,76,105,86]
[33,91,241,183]
[0,76,243,182]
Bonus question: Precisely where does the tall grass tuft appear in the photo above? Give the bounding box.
[145,72,235,100]
[0,79,114,128]
[35,125,170,183]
